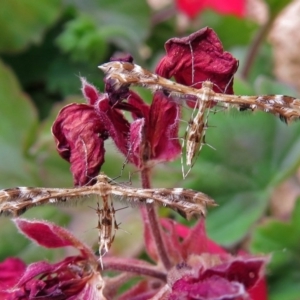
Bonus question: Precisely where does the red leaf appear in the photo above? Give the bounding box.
[127,92,181,168]
[181,219,208,258]
[14,219,93,257]
[147,93,181,162]
[170,275,245,300]
[248,276,268,300]
[0,258,26,296]
[16,261,54,287]
[52,103,107,186]
[129,118,146,168]
[156,27,239,99]
[167,254,268,299]
[95,96,131,158]
[81,77,100,105]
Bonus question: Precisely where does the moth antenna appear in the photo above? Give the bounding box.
[115,221,130,235]
[111,127,142,183]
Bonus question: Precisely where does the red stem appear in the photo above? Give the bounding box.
[140,168,172,270]
[103,257,167,281]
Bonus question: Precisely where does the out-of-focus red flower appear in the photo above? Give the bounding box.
[176,0,246,19]
[1,219,105,300]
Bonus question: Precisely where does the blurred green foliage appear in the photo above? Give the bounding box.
[251,200,300,299]
[0,1,299,299]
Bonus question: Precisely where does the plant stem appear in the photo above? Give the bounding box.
[103,257,167,281]
[240,18,273,80]
[140,168,172,270]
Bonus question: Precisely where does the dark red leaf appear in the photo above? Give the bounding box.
[126,92,181,168]
[248,276,268,300]
[171,275,245,300]
[14,219,95,259]
[147,93,181,162]
[16,261,55,287]
[0,258,26,297]
[129,118,146,168]
[207,256,269,290]
[10,256,102,299]
[95,96,130,158]
[81,77,100,105]
[52,103,107,186]
[156,27,239,99]
[181,219,208,258]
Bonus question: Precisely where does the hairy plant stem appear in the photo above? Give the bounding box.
[103,258,167,281]
[140,168,172,270]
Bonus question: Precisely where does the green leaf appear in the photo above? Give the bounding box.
[0,59,73,262]
[56,16,108,64]
[200,11,258,49]
[65,0,151,59]
[265,0,292,19]
[234,44,274,83]
[251,199,300,265]
[251,199,300,300]
[0,59,39,187]
[46,55,104,97]
[182,80,300,246]
[160,78,300,244]
[0,0,61,52]
[255,76,298,96]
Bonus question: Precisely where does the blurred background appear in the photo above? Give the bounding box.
[0,0,300,299]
